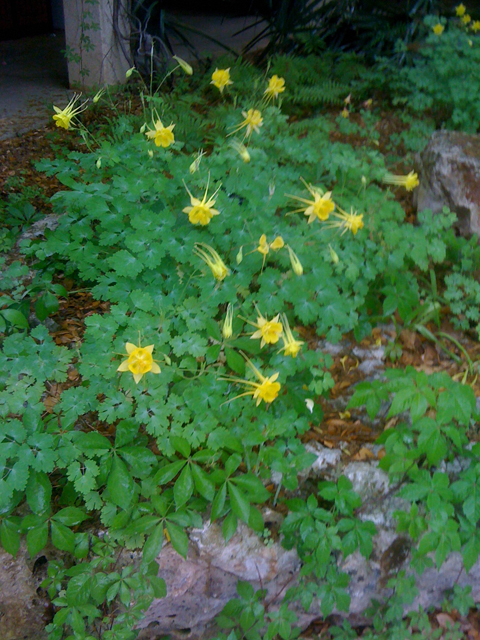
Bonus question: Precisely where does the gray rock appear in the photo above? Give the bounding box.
[137,519,303,640]
[137,457,480,639]
[415,130,480,237]
[0,544,49,640]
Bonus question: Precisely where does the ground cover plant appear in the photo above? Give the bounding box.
[4,6,480,639]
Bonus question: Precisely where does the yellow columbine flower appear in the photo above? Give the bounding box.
[463,13,471,24]
[264,75,285,101]
[433,23,444,35]
[221,357,281,406]
[117,342,161,384]
[287,178,335,224]
[279,314,304,358]
[472,20,480,31]
[193,243,229,281]
[145,119,175,148]
[341,108,349,118]
[328,207,364,236]
[383,170,419,191]
[229,109,263,138]
[248,310,283,348]
[255,234,284,268]
[229,138,251,163]
[286,245,303,276]
[182,177,221,226]
[52,94,88,130]
[211,68,233,93]
[456,3,466,16]
[222,303,234,340]
[173,55,193,75]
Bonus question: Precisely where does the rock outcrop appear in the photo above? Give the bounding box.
[415,130,480,238]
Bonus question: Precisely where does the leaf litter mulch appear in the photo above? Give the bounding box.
[2,116,480,639]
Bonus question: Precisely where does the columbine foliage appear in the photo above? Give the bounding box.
[2,46,480,640]
[396,13,480,131]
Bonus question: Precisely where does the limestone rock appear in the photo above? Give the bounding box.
[0,545,50,640]
[136,516,303,640]
[137,457,480,639]
[415,130,480,237]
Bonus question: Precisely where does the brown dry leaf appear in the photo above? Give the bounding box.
[353,447,376,461]
[377,448,386,459]
[422,343,438,366]
[436,613,455,630]
[43,395,59,413]
[384,417,399,430]
[322,440,337,449]
[67,367,80,381]
[400,352,417,366]
[400,329,418,350]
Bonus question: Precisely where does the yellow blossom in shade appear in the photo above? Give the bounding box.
[255,234,284,270]
[463,14,471,24]
[193,243,229,281]
[221,356,281,406]
[433,23,444,35]
[229,138,251,163]
[173,55,193,75]
[222,303,234,340]
[286,245,303,276]
[257,234,269,256]
[341,108,349,118]
[52,94,88,130]
[211,68,233,93]
[328,207,364,236]
[383,170,419,191]
[472,20,480,31]
[117,342,161,384]
[456,3,466,16]
[229,109,263,138]
[287,178,335,224]
[264,75,286,101]
[182,177,221,226]
[270,236,285,250]
[145,119,175,148]
[279,314,304,358]
[249,310,283,348]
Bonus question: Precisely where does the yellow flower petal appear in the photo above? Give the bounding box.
[125,343,137,354]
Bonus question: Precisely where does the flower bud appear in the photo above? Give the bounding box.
[140,123,147,134]
[189,150,205,174]
[222,303,234,340]
[92,88,105,103]
[236,246,243,264]
[305,398,314,413]
[126,67,135,79]
[96,157,102,169]
[287,245,303,276]
[229,139,250,163]
[328,244,339,264]
[148,149,154,158]
[173,55,193,76]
